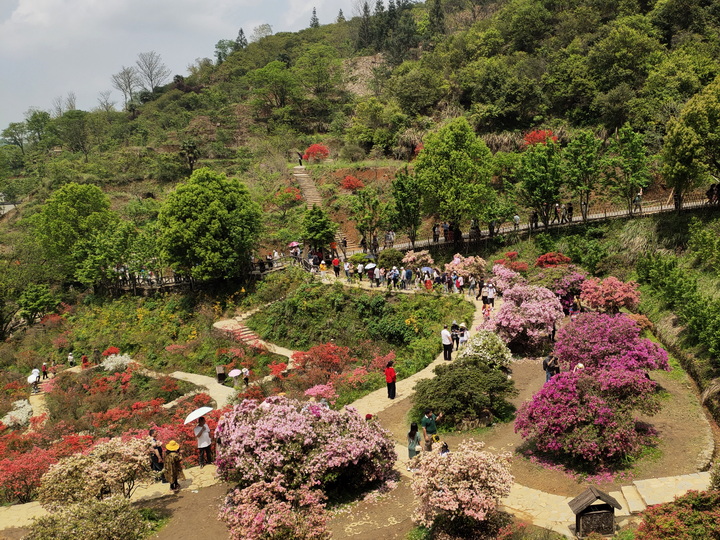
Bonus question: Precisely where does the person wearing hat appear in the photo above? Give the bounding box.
[450,320,460,351]
[41,362,48,379]
[458,323,468,348]
[163,440,185,492]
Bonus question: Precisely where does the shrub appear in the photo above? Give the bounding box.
[412,353,517,429]
[457,330,513,370]
[711,461,720,491]
[554,312,669,373]
[515,370,661,464]
[401,250,435,271]
[216,397,396,539]
[302,143,330,162]
[38,436,153,508]
[27,496,151,540]
[291,343,358,387]
[535,252,571,268]
[528,265,586,312]
[635,490,720,539]
[444,253,487,278]
[524,130,557,146]
[580,276,640,313]
[491,264,527,292]
[411,440,513,530]
[490,285,564,354]
[341,175,365,191]
[0,447,56,503]
[377,248,404,270]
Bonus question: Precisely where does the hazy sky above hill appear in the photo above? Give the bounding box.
[0,0,359,130]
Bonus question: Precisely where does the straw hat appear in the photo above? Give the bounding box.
[166,440,180,451]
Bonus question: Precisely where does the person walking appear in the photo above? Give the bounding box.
[194,417,213,468]
[450,320,460,351]
[407,422,422,469]
[164,440,185,492]
[421,409,443,451]
[332,256,340,279]
[41,362,48,379]
[441,325,453,360]
[487,282,497,308]
[385,361,397,399]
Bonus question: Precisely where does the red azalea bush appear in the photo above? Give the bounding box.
[291,343,358,387]
[524,129,558,146]
[102,346,120,357]
[489,285,564,353]
[554,313,669,373]
[302,143,330,163]
[634,490,720,539]
[515,369,661,464]
[535,252,571,268]
[580,276,640,313]
[341,175,365,191]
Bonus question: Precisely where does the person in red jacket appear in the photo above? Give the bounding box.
[385,361,397,400]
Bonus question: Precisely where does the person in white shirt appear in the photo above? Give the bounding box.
[194,417,213,467]
[441,325,453,361]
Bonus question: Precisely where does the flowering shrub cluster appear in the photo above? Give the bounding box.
[302,143,330,162]
[304,384,337,404]
[528,265,586,312]
[38,436,154,508]
[493,252,529,273]
[444,253,486,278]
[515,369,661,464]
[524,129,558,146]
[215,396,396,539]
[554,312,669,372]
[341,175,365,191]
[102,346,121,356]
[635,490,720,539]
[457,330,513,370]
[489,285,564,353]
[580,276,640,313]
[401,249,434,270]
[411,440,513,530]
[535,252,571,268]
[1,399,33,429]
[491,264,526,292]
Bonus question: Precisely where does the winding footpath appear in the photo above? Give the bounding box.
[0,276,713,537]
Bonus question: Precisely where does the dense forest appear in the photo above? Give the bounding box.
[1,0,720,326]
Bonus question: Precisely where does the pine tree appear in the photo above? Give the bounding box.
[235,28,247,50]
[357,2,374,50]
[373,0,387,49]
[309,7,320,29]
[336,9,346,23]
[428,0,446,39]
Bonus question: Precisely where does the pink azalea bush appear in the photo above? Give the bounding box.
[554,312,669,372]
[580,276,640,313]
[515,370,661,464]
[401,250,434,270]
[444,253,486,278]
[491,264,526,292]
[411,440,513,529]
[489,285,564,353]
[215,396,396,539]
[529,265,587,312]
[303,384,337,404]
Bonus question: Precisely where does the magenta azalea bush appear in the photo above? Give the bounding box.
[515,370,661,464]
[554,312,669,372]
[490,285,564,353]
[411,440,513,529]
[215,397,396,539]
[529,265,587,312]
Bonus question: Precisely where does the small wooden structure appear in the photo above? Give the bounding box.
[215,365,226,384]
[568,486,622,538]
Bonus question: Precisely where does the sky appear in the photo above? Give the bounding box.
[0,0,360,130]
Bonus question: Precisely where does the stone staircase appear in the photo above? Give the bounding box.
[293,165,323,208]
[612,471,713,515]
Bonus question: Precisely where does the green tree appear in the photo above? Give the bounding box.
[0,261,23,340]
[564,130,603,221]
[302,205,338,252]
[73,220,135,292]
[179,139,200,173]
[293,44,342,98]
[55,110,91,161]
[247,60,300,113]
[350,187,390,254]
[28,182,117,279]
[662,120,708,211]
[415,117,494,228]
[24,108,51,146]
[518,140,564,229]
[479,193,516,236]
[606,123,651,215]
[677,75,720,175]
[309,7,320,28]
[235,28,248,50]
[17,284,58,325]
[390,167,422,248]
[214,39,237,64]
[357,2,374,50]
[158,168,262,280]
[428,0,446,42]
[1,122,28,155]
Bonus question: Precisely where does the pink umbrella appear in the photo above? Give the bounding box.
[288,241,300,247]
[228,368,242,378]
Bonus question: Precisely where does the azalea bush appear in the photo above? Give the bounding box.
[535,252,571,268]
[491,264,526,292]
[302,143,330,162]
[341,175,365,191]
[635,490,720,539]
[411,440,513,532]
[524,129,558,146]
[215,397,396,539]
[291,343,358,387]
[27,495,150,540]
[401,249,435,270]
[38,436,153,508]
[580,276,640,313]
[444,253,487,278]
[528,265,586,312]
[490,285,564,354]
[515,370,661,464]
[554,312,669,373]
[457,330,513,370]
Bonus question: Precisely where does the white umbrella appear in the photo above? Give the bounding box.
[365,263,377,270]
[183,406,213,425]
[27,374,38,384]
[228,368,242,378]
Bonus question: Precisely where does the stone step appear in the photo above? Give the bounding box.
[634,472,711,507]
[608,491,631,516]
[620,485,647,514]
